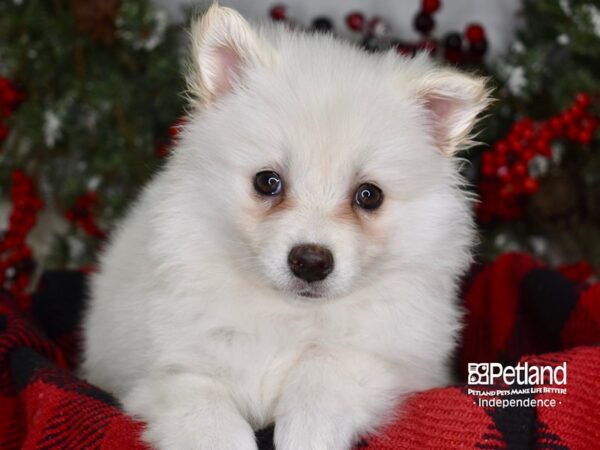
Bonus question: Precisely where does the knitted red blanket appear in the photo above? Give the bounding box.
[1,253,599,449]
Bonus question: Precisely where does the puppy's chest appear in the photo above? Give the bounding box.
[193,306,351,378]
[201,311,323,365]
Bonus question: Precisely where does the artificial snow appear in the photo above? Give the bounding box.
[559,0,572,16]
[43,111,61,147]
[583,5,600,37]
[507,66,526,96]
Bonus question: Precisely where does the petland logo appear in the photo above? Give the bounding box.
[468,362,567,386]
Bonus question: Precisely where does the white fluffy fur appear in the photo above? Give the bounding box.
[81,5,490,450]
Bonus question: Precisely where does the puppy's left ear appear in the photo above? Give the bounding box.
[415,68,491,155]
[188,4,275,106]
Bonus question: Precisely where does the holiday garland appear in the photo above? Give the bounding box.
[269,0,488,63]
[478,93,598,222]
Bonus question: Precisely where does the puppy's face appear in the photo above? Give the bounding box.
[168,6,489,301]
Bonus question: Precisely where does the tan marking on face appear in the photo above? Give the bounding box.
[263,194,295,217]
[333,200,361,226]
[332,198,387,244]
[242,190,295,224]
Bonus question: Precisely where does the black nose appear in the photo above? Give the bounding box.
[288,244,334,283]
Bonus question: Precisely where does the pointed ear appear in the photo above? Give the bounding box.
[415,68,491,155]
[188,4,274,105]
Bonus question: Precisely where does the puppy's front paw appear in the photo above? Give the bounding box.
[142,414,257,450]
[274,413,355,450]
[124,374,258,450]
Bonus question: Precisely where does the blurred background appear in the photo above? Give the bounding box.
[1,0,599,299]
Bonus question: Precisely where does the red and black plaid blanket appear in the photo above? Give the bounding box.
[1,253,599,449]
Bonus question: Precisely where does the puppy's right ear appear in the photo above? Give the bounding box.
[188,4,274,106]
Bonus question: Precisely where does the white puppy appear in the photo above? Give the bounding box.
[81,5,489,450]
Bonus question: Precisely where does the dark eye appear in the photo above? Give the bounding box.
[354,183,383,210]
[254,171,283,196]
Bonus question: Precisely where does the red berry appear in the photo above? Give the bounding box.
[465,24,485,43]
[0,125,7,140]
[346,12,365,31]
[577,129,593,145]
[512,162,528,178]
[522,150,535,162]
[549,116,563,132]
[495,141,509,154]
[510,138,524,153]
[2,89,18,105]
[270,4,286,21]
[534,139,551,156]
[422,0,441,13]
[523,177,539,194]
[575,92,591,109]
[482,163,495,177]
[569,105,584,120]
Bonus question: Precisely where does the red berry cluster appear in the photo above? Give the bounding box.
[478,93,598,222]
[64,192,106,239]
[0,77,25,153]
[0,170,43,302]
